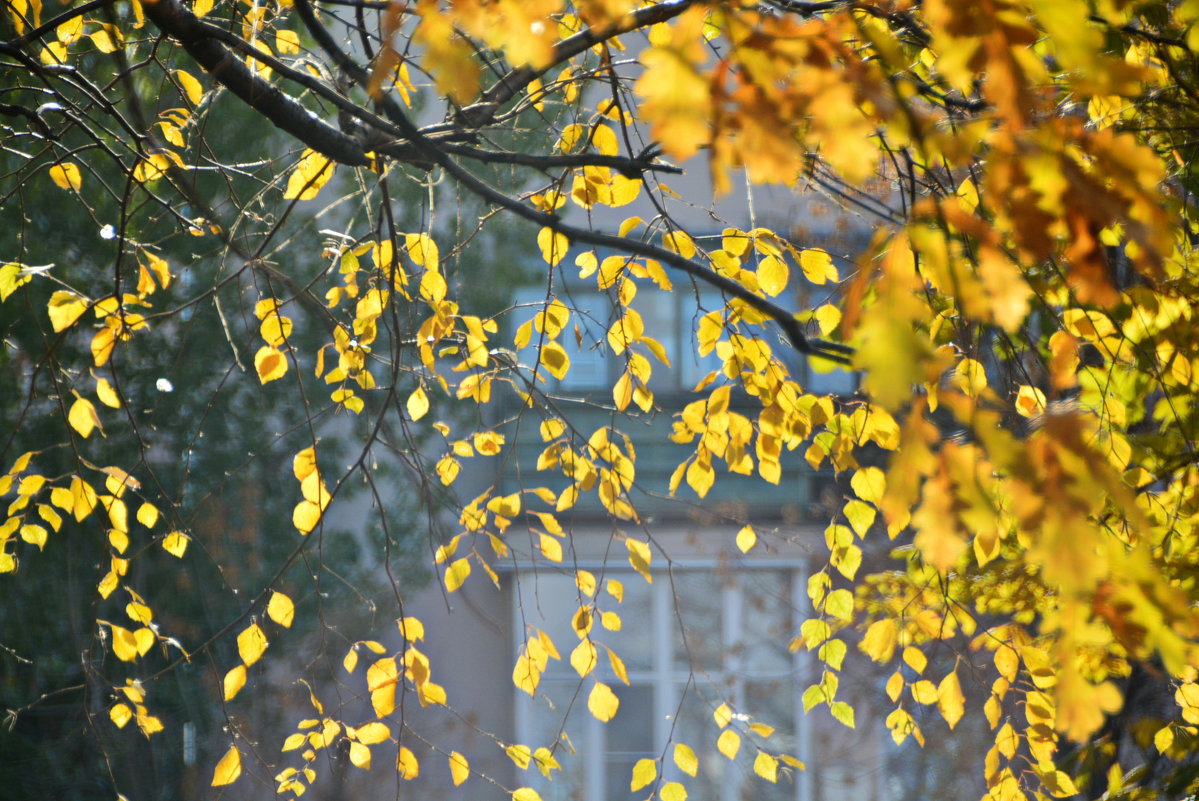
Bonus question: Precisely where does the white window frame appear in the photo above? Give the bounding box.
[512,560,813,801]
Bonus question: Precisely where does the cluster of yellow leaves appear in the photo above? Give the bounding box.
[291,447,331,535]
[109,679,164,739]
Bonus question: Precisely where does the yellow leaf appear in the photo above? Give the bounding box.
[136,502,159,529]
[368,657,398,717]
[626,538,652,580]
[293,447,317,480]
[513,788,543,801]
[903,646,927,674]
[110,702,133,728]
[757,255,789,296]
[445,557,471,592]
[631,758,657,791]
[283,149,335,201]
[405,233,440,269]
[538,227,569,266]
[398,616,426,641]
[588,681,620,722]
[275,29,300,55]
[0,262,33,301]
[175,69,204,105]
[713,703,733,728]
[68,397,100,438]
[254,346,288,383]
[268,591,295,627]
[661,782,687,801]
[224,665,246,701]
[293,500,322,534]
[937,671,965,729]
[20,523,47,549]
[861,619,897,662]
[754,752,778,783]
[911,680,938,705]
[799,249,837,284]
[663,230,696,259]
[850,467,885,504]
[813,304,841,336]
[735,525,757,553]
[211,745,241,786]
[162,530,189,557]
[237,623,268,666]
[571,639,597,677]
[749,723,775,738]
[194,0,214,16]
[349,741,372,769]
[449,751,470,786]
[397,746,419,779]
[407,386,430,420]
[717,729,741,760]
[110,625,139,661]
[673,743,698,777]
[47,290,88,332]
[1015,385,1046,418]
[49,162,82,191]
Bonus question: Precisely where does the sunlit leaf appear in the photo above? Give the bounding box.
[211,745,241,787]
[588,681,619,722]
[267,592,295,628]
[223,665,246,701]
[674,743,698,777]
[631,758,657,791]
[661,782,687,801]
[236,623,268,666]
[717,729,741,760]
[397,746,419,779]
[49,162,82,191]
[449,751,469,786]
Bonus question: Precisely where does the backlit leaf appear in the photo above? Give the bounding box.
[397,746,419,779]
[661,782,687,801]
[224,665,246,701]
[237,623,268,666]
[449,751,469,786]
[254,346,288,383]
[407,386,430,420]
[735,525,757,553]
[630,758,656,791]
[717,729,741,760]
[49,162,82,191]
[753,752,778,782]
[211,745,241,786]
[588,681,619,722]
[674,743,698,777]
[268,591,295,628]
[445,557,471,592]
[68,397,99,438]
[162,530,189,558]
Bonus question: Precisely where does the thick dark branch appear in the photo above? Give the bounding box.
[141,0,371,166]
[439,141,683,175]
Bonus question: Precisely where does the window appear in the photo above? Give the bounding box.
[512,565,810,801]
[511,282,855,399]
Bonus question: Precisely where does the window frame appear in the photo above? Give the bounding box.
[510,559,814,801]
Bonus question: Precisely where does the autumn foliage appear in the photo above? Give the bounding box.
[3,0,1199,798]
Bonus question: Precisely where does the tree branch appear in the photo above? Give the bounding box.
[141,0,371,166]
